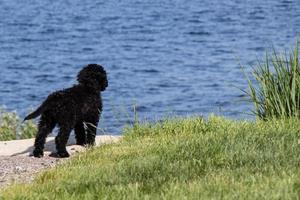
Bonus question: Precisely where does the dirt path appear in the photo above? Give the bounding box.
[0,135,121,187]
[0,154,64,187]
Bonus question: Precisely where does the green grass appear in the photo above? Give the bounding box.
[244,40,300,119]
[2,116,300,199]
[0,109,37,141]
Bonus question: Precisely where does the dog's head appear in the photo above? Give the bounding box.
[77,64,108,91]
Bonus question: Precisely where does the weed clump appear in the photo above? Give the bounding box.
[0,108,36,141]
[244,41,300,119]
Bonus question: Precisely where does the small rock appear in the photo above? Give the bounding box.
[15,166,26,172]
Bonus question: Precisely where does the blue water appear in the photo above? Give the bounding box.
[1,0,300,134]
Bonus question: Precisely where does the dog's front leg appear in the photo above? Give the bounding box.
[74,122,87,145]
[86,121,98,146]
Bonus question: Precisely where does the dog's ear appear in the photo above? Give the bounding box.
[100,74,108,91]
[77,64,108,91]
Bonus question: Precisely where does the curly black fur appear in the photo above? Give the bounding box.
[24,64,108,158]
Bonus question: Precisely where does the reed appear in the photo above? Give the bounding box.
[244,40,300,119]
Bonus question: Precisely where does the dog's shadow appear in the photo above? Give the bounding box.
[11,134,80,157]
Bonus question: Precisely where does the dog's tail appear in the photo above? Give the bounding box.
[23,105,44,121]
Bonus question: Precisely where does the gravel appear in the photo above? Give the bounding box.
[0,154,68,187]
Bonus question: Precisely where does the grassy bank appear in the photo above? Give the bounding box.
[2,116,300,199]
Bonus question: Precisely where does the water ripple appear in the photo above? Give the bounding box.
[0,0,299,133]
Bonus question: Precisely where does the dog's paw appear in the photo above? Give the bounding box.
[86,138,95,146]
[57,151,70,158]
[33,149,44,158]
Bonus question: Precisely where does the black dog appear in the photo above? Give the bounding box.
[24,64,108,158]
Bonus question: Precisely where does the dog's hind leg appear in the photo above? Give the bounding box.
[74,122,86,145]
[55,124,73,158]
[33,115,56,158]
